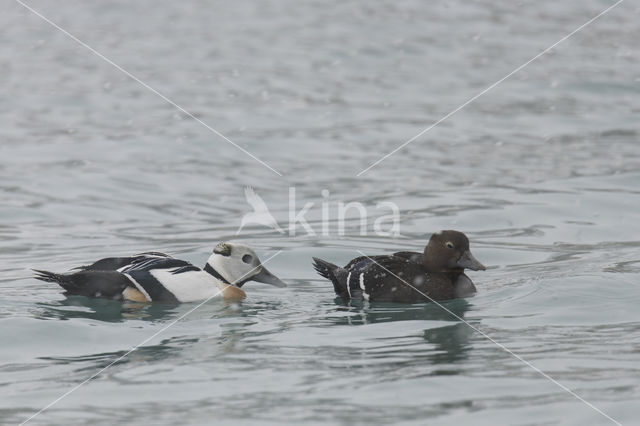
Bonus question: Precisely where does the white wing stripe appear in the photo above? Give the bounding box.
[359,273,369,301]
[124,274,152,301]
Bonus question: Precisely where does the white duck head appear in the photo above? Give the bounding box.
[204,242,286,288]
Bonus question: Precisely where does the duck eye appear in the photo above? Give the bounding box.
[445,242,454,249]
[242,254,253,264]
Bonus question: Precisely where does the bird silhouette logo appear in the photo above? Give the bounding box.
[236,187,285,235]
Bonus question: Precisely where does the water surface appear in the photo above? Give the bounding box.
[1,0,639,425]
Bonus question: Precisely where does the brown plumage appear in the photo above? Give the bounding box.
[313,230,486,303]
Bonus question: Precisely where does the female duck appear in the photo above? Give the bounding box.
[312,230,485,303]
[34,242,286,303]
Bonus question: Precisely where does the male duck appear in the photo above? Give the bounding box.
[34,242,286,303]
[312,230,485,303]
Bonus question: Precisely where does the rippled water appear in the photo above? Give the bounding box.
[2,0,639,425]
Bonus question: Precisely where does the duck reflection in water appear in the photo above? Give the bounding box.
[331,298,474,366]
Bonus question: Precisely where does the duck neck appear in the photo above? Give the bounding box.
[204,264,231,285]
[422,250,444,273]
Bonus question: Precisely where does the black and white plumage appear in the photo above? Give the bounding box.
[312,230,486,303]
[34,243,286,303]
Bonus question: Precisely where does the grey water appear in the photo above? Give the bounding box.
[1,0,639,425]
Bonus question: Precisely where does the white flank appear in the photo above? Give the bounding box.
[150,269,223,302]
[346,272,352,298]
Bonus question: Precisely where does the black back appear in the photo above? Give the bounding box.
[76,252,173,271]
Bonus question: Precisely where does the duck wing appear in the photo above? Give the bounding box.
[344,251,421,271]
[390,251,422,263]
[360,256,454,302]
[120,257,201,302]
[74,252,173,272]
[343,254,394,270]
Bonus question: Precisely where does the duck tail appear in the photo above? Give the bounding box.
[33,269,72,289]
[34,268,131,299]
[312,257,349,298]
[32,269,64,284]
[32,269,79,293]
[312,257,337,280]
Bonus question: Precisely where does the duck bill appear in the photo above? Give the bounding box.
[457,250,486,271]
[252,267,287,288]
